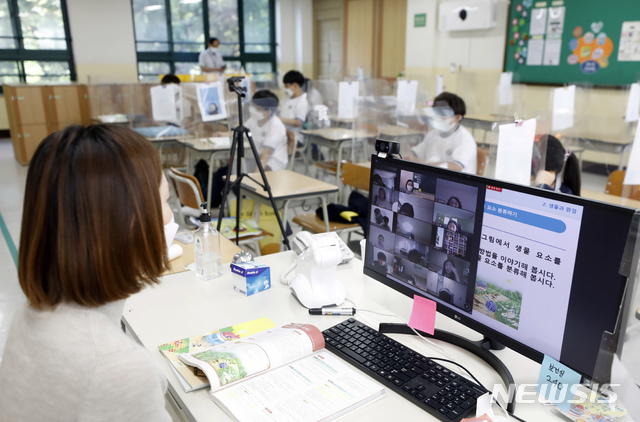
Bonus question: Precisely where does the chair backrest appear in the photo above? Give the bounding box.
[168,167,204,209]
[605,170,627,196]
[476,148,488,176]
[341,162,370,191]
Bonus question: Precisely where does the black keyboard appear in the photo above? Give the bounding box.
[323,318,486,421]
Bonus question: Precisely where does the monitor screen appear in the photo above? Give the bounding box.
[364,155,637,380]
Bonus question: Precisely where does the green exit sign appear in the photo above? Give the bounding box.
[414,13,426,28]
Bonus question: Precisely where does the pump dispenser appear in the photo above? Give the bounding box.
[194,202,222,279]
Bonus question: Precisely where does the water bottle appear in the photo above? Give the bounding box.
[194,202,222,280]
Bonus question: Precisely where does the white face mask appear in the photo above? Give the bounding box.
[429,116,457,134]
[164,215,179,250]
[284,88,294,98]
[249,105,267,121]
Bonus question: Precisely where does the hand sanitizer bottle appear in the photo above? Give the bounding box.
[194,202,222,280]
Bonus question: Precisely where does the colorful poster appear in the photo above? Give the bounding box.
[618,21,640,61]
[566,22,614,74]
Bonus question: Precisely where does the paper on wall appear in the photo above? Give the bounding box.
[623,125,640,185]
[546,6,565,37]
[498,72,513,106]
[338,81,359,119]
[529,8,548,36]
[551,85,575,131]
[151,84,179,122]
[396,80,418,115]
[624,83,640,122]
[435,75,444,96]
[526,38,545,66]
[618,21,640,62]
[543,38,562,66]
[495,118,537,186]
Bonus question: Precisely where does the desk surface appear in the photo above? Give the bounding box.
[301,127,375,141]
[378,125,425,137]
[231,170,338,199]
[123,252,564,422]
[179,134,233,151]
[582,189,640,209]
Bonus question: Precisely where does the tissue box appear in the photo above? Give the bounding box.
[231,262,271,296]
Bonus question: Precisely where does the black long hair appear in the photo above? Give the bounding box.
[543,134,581,196]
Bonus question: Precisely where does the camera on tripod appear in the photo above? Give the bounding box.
[227,76,247,96]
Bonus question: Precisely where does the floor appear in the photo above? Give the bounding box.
[0,138,611,365]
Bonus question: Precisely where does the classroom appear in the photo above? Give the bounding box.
[0,1,640,421]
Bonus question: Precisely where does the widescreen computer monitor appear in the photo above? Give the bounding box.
[364,155,637,381]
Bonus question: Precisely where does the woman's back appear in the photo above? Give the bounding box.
[0,301,170,421]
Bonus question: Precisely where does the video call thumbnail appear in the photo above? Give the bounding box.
[367,165,481,313]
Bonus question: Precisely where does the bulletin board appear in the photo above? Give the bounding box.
[503,0,640,86]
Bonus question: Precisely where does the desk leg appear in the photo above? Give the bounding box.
[321,196,330,232]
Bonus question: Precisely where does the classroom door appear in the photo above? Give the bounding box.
[317,18,343,79]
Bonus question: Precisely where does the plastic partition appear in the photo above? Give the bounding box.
[313,79,339,116]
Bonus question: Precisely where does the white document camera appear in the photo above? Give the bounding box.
[281,232,349,308]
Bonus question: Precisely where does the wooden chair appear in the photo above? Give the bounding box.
[292,162,367,238]
[476,148,488,176]
[168,168,265,255]
[604,170,640,198]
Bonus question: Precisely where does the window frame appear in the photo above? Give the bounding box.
[0,0,76,87]
[132,0,276,80]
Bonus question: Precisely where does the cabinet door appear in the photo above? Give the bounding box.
[9,86,47,125]
[13,123,50,165]
[47,85,85,124]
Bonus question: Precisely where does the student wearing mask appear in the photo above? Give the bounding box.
[279,70,309,147]
[199,37,227,74]
[0,125,173,421]
[409,92,477,174]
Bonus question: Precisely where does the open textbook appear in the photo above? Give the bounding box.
[158,317,276,392]
[178,323,386,422]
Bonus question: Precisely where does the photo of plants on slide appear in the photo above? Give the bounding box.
[473,279,523,330]
[191,350,247,385]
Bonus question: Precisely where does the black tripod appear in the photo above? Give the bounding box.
[217,76,290,250]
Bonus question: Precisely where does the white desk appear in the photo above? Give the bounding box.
[123,252,565,422]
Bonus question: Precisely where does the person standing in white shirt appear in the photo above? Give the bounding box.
[279,70,309,146]
[199,37,227,74]
[408,92,477,174]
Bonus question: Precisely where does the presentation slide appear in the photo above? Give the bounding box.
[473,186,583,359]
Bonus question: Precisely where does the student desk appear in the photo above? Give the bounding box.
[582,189,640,209]
[562,133,633,170]
[301,127,376,195]
[231,169,339,234]
[378,124,425,145]
[122,251,567,422]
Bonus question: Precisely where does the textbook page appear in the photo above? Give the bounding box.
[211,350,385,422]
[178,323,324,393]
[157,317,276,392]
[151,84,179,122]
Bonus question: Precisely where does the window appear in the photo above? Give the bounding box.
[132,0,276,83]
[0,0,75,86]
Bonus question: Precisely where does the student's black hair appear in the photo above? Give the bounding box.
[408,249,421,264]
[372,174,384,186]
[252,90,279,116]
[433,92,466,117]
[399,202,414,218]
[447,196,462,208]
[208,37,219,45]
[383,216,389,224]
[161,74,181,85]
[377,252,386,261]
[283,70,305,87]
[543,134,581,196]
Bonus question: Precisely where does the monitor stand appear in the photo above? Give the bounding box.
[379,322,516,413]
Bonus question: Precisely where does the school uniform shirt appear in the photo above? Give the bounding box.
[0,300,171,422]
[198,47,226,72]
[280,93,309,143]
[245,114,288,171]
[411,125,477,174]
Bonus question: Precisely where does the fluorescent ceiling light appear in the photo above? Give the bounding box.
[144,4,164,11]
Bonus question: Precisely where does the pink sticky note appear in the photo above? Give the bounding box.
[408,295,437,335]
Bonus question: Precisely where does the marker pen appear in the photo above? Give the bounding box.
[308,307,356,316]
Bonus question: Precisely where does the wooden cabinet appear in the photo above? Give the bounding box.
[4,83,90,165]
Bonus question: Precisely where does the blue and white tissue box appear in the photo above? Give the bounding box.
[231,262,271,296]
